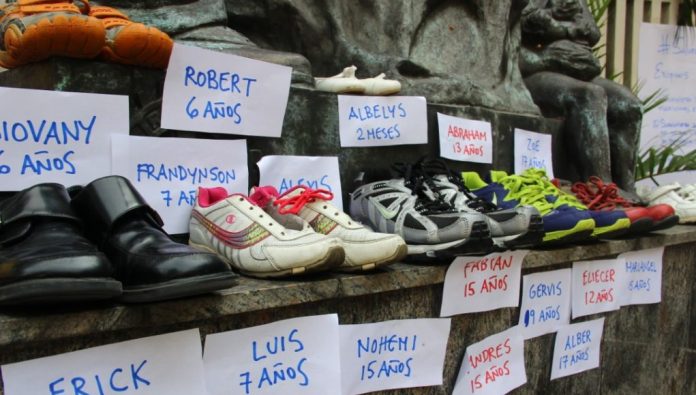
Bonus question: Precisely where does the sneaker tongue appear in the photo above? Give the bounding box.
[490,170,509,183]
[248,186,280,207]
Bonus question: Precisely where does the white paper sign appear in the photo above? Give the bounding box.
[440,250,527,317]
[638,23,696,186]
[452,327,526,395]
[339,318,451,395]
[514,128,554,178]
[338,95,427,147]
[257,155,343,211]
[161,43,292,137]
[111,135,248,234]
[204,314,341,395]
[518,269,572,339]
[0,87,128,191]
[1,329,207,395]
[550,318,605,380]
[618,247,664,306]
[437,113,492,164]
[572,259,623,319]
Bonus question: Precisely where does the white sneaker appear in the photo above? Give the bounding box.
[677,184,696,202]
[189,187,344,278]
[314,65,401,95]
[639,183,696,224]
[250,186,408,271]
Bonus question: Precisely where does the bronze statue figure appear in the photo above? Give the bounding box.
[520,0,643,191]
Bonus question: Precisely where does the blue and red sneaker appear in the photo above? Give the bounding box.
[461,170,596,245]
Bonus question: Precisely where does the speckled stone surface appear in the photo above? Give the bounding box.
[1,226,695,394]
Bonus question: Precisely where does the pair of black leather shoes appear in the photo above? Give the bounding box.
[0,176,237,306]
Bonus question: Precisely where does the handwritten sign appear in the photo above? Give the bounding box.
[0,87,128,191]
[437,114,492,163]
[161,43,292,137]
[440,250,526,317]
[338,95,427,147]
[550,318,605,380]
[204,314,340,395]
[339,318,451,395]
[518,269,572,339]
[1,329,207,395]
[638,23,696,186]
[257,155,343,210]
[618,247,664,306]
[571,259,623,319]
[452,327,526,395]
[111,135,248,234]
[514,128,554,178]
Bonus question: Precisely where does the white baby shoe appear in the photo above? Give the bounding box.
[314,66,401,95]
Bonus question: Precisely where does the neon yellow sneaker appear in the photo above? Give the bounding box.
[462,169,596,244]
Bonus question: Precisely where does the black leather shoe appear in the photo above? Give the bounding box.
[70,176,237,303]
[0,184,121,306]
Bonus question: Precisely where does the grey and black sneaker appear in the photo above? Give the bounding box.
[350,169,492,260]
[420,159,544,249]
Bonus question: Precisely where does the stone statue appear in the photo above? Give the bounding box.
[93,0,314,85]
[519,0,643,191]
[223,0,539,114]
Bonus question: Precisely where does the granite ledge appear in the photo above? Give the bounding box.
[0,226,694,347]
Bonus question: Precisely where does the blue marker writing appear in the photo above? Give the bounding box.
[0,116,96,145]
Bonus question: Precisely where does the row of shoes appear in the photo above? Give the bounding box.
[0,0,173,69]
[348,159,680,259]
[0,176,237,306]
[637,183,696,224]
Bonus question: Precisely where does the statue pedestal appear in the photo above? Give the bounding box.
[0,58,568,197]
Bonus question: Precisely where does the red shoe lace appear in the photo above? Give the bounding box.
[272,186,334,215]
[571,176,634,210]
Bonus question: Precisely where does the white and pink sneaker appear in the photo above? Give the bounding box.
[189,187,344,278]
[250,186,408,272]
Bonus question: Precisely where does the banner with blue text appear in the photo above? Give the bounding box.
[339,318,451,395]
[111,135,248,234]
[1,329,207,395]
[161,43,292,137]
[0,87,128,191]
[204,314,341,395]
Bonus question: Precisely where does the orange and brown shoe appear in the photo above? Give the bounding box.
[88,6,173,69]
[0,0,105,68]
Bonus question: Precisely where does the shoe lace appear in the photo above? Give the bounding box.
[520,169,587,210]
[391,162,454,214]
[421,159,498,212]
[572,176,634,210]
[273,186,334,215]
[496,170,555,214]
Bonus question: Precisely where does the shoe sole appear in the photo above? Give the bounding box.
[494,214,545,249]
[190,241,345,278]
[120,272,238,303]
[651,215,679,231]
[0,277,122,306]
[677,215,696,224]
[626,217,655,235]
[406,220,492,261]
[592,218,632,239]
[0,13,105,68]
[542,219,595,245]
[335,243,408,272]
